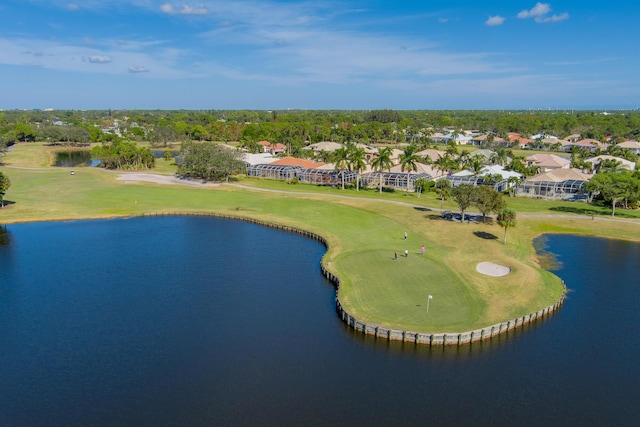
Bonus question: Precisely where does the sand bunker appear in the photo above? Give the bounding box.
[116,173,221,187]
[476,262,511,277]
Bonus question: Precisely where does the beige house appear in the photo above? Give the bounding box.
[584,155,636,172]
[617,140,640,155]
[564,134,582,143]
[526,154,571,172]
[305,141,343,156]
[416,148,447,162]
[520,168,593,199]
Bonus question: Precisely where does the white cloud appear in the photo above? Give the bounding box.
[485,16,505,26]
[128,65,150,73]
[517,3,568,23]
[66,3,79,10]
[536,13,569,23]
[0,37,187,78]
[83,37,95,46]
[160,3,210,15]
[86,55,112,63]
[517,3,551,19]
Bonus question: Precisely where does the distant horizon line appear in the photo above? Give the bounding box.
[2,107,640,112]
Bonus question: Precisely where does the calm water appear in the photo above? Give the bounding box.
[54,151,101,167]
[0,218,638,426]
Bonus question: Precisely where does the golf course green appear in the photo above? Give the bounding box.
[2,143,639,333]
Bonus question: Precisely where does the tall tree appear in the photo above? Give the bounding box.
[507,176,524,197]
[348,145,367,192]
[178,142,245,182]
[497,208,517,244]
[434,179,452,210]
[371,147,393,194]
[451,184,475,222]
[332,145,350,190]
[490,148,511,166]
[0,172,10,208]
[433,154,453,178]
[399,145,420,195]
[585,171,640,216]
[473,186,506,222]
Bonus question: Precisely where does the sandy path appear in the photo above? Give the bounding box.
[116,173,221,187]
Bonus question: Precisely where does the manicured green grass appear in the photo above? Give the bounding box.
[2,143,639,333]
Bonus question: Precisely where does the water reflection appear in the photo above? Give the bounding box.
[53,150,100,167]
[0,225,9,245]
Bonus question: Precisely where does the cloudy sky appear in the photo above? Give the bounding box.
[1,1,638,110]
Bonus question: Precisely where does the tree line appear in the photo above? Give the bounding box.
[2,109,640,150]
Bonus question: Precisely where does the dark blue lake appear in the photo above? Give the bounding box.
[0,217,638,426]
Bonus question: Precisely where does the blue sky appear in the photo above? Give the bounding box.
[1,1,638,110]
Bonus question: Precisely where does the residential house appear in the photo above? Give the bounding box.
[526,153,571,172]
[305,141,343,156]
[416,148,447,163]
[564,134,582,143]
[616,140,640,155]
[519,168,592,199]
[243,152,277,166]
[469,134,506,147]
[506,132,535,149]
[584,155,636,172]
[571,138,609,153]
[448,165,523,192]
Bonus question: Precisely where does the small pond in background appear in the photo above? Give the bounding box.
[53,150,101,167]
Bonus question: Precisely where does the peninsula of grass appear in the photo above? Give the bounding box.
[2,143,639,333]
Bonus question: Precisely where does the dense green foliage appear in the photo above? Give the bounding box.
[585,171,640,216]
[1,109,639,148]
[177,141,245,181]
[91,140,155,169]
[450,184,506,221]
[451,184,476,219]
[474,185,506,220]
[0,171,10,207]
[364,109,403,123]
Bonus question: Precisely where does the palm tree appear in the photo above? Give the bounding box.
[434,179,451,210]
[490,148,510,166]
[506,155,527,174]
[445,140,459,157]
[433,154,452,178]
[348,145,367,192]
[371,147,393,194]
[467,157,485,185]
[598,158,623,173]
[456,150,471,170]
[507,176,524,197]
[497,208,517,244]
[525,164,541,177]
[332,145,350,190]
[399,145,420,195]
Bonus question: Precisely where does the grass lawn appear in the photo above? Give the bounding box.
[2,142,639,333]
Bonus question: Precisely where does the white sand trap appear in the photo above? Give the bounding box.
[116,173,221,187]
[477,262,511,277]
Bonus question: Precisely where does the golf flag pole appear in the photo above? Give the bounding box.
[427,295,433,313]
